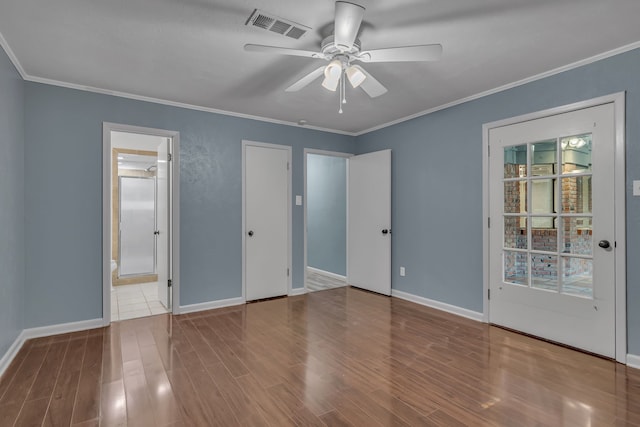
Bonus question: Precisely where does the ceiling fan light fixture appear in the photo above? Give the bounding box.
[322,59,342,91]
[346,65,366,88]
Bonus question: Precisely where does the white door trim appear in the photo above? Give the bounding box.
[242,140,292,299]
[481,92,627,363]
[102,122,181,325]
[303,149,353,292]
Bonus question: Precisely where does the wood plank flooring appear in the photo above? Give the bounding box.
[306,268,347,292]
[2,286,640,426]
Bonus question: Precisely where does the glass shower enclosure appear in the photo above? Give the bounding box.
[119,176,156,277]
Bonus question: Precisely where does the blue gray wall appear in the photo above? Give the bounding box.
[0,46,25,356]
[6,44,640,355]
[355,48,640,353]
[307,154,347,276]
[24,83,354,327]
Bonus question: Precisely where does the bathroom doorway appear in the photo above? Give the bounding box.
[102,123,180,323]
[304,149,351,292]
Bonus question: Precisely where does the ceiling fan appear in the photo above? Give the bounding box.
[244,1,443,113]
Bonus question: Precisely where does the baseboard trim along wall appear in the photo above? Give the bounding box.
[0,318,104,378]
[391,289,484,322]
[22,318,105,341]
[0,332,26,378]
[3,296,637,379]
[307,266,347,282]
[626,354,640,369]
[289,288,307,296]
[179,297,245,315]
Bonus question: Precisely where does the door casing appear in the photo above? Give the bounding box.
[102,123,181,324]
[242,140,292,300]
[481,93,627,363]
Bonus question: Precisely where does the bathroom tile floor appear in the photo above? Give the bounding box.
[111,282,169,321]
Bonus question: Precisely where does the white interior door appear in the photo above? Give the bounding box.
[157,138,170,309]
[348,149,392,295]
[245,144,289,301]
[489,103,616,357]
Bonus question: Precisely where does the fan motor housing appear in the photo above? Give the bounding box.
[321,35,362,56]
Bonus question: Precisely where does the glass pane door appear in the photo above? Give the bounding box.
[503,134,593,298]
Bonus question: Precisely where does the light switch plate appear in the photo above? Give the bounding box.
[400,266,406,277]
[634,180,640,196]
[295,195,302,205]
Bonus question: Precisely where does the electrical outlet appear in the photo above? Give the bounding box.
[400,266,406,277]
[634,180,640,196]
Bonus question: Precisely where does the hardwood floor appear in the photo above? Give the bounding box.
[306,268,347,292]
[2,286,640,426]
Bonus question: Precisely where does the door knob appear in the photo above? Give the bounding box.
[598,240,610,249]
[248,230,254,237]
[382,229,389,235]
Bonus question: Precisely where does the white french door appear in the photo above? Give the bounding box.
[244,143,291,301]
[489,103,616,357]
[348,149,392,296]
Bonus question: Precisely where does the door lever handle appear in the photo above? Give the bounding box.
[154,230,160,235]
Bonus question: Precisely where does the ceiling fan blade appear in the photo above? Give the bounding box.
[357,44,443,63]
[355,66,387,98]
[333,1,365,51]
[244,44,323,59]
[285,67,326,92]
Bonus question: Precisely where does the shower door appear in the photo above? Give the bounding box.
[119,176,156,276]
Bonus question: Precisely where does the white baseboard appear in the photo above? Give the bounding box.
[179,297,245,315]
[0,331,26,378]
[22,318,105,340]
[626,354,640,369]
[307,266,347,282]
[392,289,484,322]
[1,318,104,378]
[289,287,307,296]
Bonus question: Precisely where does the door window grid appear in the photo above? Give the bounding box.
[502,134,593,298]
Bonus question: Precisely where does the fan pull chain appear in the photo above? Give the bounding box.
[338,68,343,114]
[338,67,346,114]
[340,68,347,104]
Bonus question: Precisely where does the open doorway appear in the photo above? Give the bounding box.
[102,123,180,324]
[304,150,351,292]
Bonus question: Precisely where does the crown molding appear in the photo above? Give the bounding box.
[24,74,356,136]
[355,40,640,136]
[2,27,639,137]
[0,30,27,79]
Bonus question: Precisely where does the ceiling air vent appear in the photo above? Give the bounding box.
[246,9,309,39]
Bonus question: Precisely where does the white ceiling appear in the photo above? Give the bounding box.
[1,0,640,134]
[118,153,156,171]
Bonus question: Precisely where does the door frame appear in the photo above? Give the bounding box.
[102,122,181,325]
[482,92,626,363]
[303,149,353,292]
[242,140,292,300]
